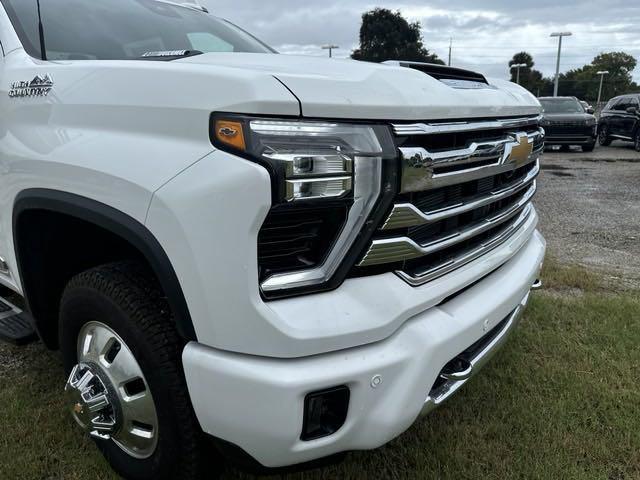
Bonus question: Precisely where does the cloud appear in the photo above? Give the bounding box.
[202,0,640,82]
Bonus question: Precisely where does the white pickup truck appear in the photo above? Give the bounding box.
[0,0,546,478]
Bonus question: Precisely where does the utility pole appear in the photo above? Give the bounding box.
[322,44,339,58]
[448,38,452,66]
[550,32,572,96]
[596,70,609,108]
[510,63,527,85]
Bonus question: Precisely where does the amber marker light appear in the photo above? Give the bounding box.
[214,119,246,151]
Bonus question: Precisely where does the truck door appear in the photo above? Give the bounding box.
[609,97,629,137]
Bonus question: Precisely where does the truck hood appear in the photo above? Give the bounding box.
[178,52,541,120]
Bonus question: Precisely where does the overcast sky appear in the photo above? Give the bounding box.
[202,1,640,83]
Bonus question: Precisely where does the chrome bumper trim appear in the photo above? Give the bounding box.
[420,290,531,417]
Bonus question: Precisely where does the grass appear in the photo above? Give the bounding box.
[1,261,639,480]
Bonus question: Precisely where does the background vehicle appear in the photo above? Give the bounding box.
[0,0,546,478]
[539,96,598,152]
[580,100,595,114]
[598,94,640,151]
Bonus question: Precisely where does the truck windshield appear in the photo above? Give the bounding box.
[1,0,275,60]
[539,98,584,114]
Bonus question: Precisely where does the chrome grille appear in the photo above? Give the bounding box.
[356,116,543,286]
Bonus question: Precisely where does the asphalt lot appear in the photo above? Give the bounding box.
[537,141,640,288]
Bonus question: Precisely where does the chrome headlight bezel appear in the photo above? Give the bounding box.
[210,113,398,299]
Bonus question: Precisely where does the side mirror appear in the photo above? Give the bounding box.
[626,106,638,114]
[586,107,595,114]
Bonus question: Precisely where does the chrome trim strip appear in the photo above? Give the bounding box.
[400,130,543,193]
[420,291,531,417]
[383,160,539,230]
[284,176,353,202]
[392,115,543,136]
[357,197,534,267]
[396,205,537,286]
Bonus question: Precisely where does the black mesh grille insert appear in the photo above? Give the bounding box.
[258,205,349,282]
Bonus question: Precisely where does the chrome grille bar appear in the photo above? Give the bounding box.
[400,129,543,193]
[392,115,543,136]
[358,193,534,267]
[382,160,539,230]
[397,206,537,286]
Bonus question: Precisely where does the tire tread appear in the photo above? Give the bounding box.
[62,261,205,480]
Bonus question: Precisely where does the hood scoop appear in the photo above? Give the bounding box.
[384,61,493,90]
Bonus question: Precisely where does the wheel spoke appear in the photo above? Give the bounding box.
[114,422,156,456]
[78,324,116,365]
[108,347,145,387]
[120,388,157,426]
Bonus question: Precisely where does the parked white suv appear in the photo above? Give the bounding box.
[0,0,546,478]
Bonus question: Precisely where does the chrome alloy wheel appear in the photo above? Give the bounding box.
[65,321,159,459]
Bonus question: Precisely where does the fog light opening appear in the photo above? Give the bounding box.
[301,386,350,441]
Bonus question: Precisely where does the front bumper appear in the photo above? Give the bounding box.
[544,125,597,145]
[183,230,546,468]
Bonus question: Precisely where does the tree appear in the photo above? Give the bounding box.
[352,9,444,64]
[556,52,638,101]
[508,52,551,95]
[506,51,639,100]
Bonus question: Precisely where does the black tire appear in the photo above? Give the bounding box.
[634,131,640,152]
[599,125,612,146]
[582,143,596,152]
[59,262,213,480]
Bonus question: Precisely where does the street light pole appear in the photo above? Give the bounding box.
[510,63,527,85]
[596,70,609,108]
[550,32,572,96]
[321,44,339,58]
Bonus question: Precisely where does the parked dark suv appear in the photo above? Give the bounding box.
[539,96,598,152]
[598,94,640,151]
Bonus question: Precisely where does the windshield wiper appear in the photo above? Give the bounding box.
[138,50,203,61]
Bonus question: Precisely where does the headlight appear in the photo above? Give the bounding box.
[211,114,397,298]
[585,118,597,127]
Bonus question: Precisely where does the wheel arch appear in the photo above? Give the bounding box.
[13,188,197,348]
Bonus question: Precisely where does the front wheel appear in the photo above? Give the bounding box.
[634,130,640,152]
[599,125,612,146]
[59,262,211,480]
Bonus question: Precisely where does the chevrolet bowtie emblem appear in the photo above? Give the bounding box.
[509,133,533,166]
